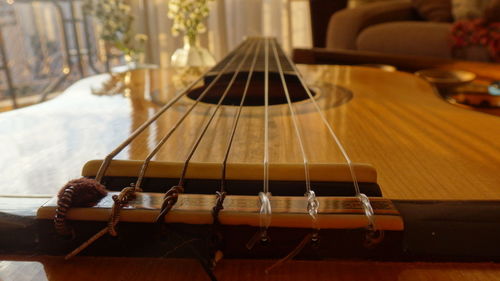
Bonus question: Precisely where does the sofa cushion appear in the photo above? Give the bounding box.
[356,21,453,58]
[326,1,417,50]
[412,0,453,22]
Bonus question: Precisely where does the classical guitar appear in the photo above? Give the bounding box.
[1,38,500,281]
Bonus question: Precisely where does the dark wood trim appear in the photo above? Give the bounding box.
[3,196,500,261]
[393,200,500,260]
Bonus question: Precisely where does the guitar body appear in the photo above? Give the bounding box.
[1,38,500,280]
[3,65,499,199]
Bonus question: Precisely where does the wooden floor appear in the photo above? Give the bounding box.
[3,256,500,281]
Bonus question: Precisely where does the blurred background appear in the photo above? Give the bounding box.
[0,0,315,111]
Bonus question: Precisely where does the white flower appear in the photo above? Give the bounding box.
[167,0,214,37]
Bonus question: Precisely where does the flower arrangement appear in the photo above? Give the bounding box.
[451,19,500,62]
[83,0,147,62]
[167,0,216,67]
[167,0,213,45]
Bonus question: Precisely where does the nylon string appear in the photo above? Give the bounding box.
[219,39,263,192]
[132,41,253,191]
[94,41,249,184]
[176,40,258,187]
[276,42,379,234]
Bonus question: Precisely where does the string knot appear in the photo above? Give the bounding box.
[357,193,385,247]
[244,192,272,249]
[305,190,319,219]
[209,191,227,269]
[212,191,226,225]
[108,186,137,236]
[156,185,184,224]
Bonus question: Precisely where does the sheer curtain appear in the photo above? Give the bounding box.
[132,0,312,67]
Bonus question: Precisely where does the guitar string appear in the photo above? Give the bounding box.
[263,38,321,272]
[271,38,320,222]
[270,39,312,194]
[219,39,262,193]
[211,40,262,257]
[174,40,258,188]
[245,38,272,250]
[66,39,380,260]
[260,37,272,235]
[263,38,270,196]
[155,40,257,223]
[276,43,379,234]
[277,42,361,194]
[64,40,255,260]
[93,40,248,184]
[132,40,254,191]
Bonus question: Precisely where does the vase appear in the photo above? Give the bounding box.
[171,36,216,67]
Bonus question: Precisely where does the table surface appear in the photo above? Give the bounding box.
[2,256,500,281]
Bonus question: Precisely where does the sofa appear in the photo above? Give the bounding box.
[325,0,492,61]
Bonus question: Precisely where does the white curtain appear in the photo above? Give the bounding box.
[132,0,312,67]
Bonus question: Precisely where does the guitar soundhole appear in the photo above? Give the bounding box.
[187,72,316,106]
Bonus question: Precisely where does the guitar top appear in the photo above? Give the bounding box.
[1,41,499,200]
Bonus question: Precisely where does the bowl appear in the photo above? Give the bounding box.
[415,69,476,89]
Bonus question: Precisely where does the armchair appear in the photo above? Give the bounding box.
[325,1,490,61]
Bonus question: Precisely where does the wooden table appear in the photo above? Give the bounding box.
[3,256,500,281]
